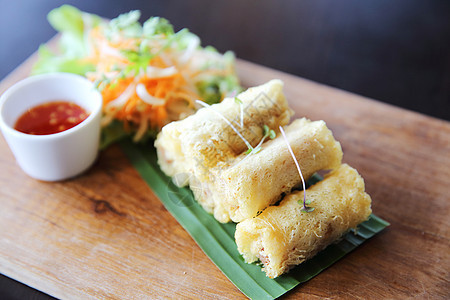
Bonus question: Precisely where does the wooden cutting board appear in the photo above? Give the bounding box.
[0,46,449,299]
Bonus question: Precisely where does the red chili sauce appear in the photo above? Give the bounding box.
[14,101,89,135]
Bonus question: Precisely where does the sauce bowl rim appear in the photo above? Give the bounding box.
[0,72,103,141]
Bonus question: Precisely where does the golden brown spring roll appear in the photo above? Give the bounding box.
[235,164,372,278]
[206,118,342,223]
[155,79,293,183]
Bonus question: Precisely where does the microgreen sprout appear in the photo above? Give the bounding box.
[93,20,185,92]
[264,125,276,139]
[234,96,244,128]
[196,100,277,157]
[196,100,253,150]
[279,126,314,213]
[245,124,276,155]
[121,48,154,76]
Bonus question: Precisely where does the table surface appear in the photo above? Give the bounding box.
[0,47,449,299]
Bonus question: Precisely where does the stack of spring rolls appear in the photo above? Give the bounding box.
[155,79,372,278]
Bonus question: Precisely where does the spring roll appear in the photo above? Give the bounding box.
[155,79,293,183]
[207,118,342,223]
[235,163,372,278]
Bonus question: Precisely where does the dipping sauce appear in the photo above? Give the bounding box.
[14,101,89,135]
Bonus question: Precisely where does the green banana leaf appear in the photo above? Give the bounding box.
[120,139,389,299]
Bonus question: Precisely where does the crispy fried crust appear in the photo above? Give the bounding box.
[235,164,372,278]
[216,118,343,223]
[155,80,293,218]
[155,79,293,182]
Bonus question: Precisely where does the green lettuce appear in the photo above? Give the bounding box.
[32,5,242,147]
[32,5,100,75]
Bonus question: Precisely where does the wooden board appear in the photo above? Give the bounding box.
[0,49,449,299]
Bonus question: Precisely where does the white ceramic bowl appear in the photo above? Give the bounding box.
[0,73,102,181]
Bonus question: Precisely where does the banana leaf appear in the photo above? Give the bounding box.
[120,140,389,299]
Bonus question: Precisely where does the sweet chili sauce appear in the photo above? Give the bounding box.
[14,101,89,135]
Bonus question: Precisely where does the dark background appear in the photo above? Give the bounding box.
[0,0,449,299]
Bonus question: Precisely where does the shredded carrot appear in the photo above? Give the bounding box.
[81,18,238,141]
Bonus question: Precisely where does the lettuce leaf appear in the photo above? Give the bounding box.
[31,5,242,148]
[32,45,95,75]
[32,5,100,75]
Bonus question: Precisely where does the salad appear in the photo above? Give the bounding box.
[33,5,241,147]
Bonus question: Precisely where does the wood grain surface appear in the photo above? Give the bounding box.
[0,51,449,299]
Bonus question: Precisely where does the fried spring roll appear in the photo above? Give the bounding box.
[155,79,293,183]
[209,118,342,223]
[235,164,372,278]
